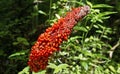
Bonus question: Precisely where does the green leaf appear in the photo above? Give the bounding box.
[55,14,60,19]
[59,51,69,56]
[117,67,120,73]
[69,36,81,41]
[96,67,102,74]
[58,64,68,69]
[74,26,88,32]
[100,12,117,16]
[32,70,46,74]
[54,64,68,73]
[47,63,57,69]
[13,42,19,45]
[18,66,29,74]
[109,65,116,72]
[76,65,80,74]
[102,16,110,20]
[81,62,88,70]
[54,68,60,74]
[14,37,29,46]
[93,4,113,8]
[8,50,28,58]
[98,24,105,29]
[89,63,98,67]
[87,1,92,8]
[95,67,103,74]
[17,37,26,42]
[105,69,110,74]
[93,25,99,29]
[95,68,98,74]
[38,10,47,15]
[96,30,103,34]
[102,35,111,40]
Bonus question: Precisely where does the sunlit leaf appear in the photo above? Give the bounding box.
[100,12,117,16]
[32,70,46,74]
[8,50,28,58]
[93,4,113,8]
[18,66,29,74]
[54,64,68,73]
[87,1,93,8]
[117,67,120,73]
[81,62,88,70]
[109,65,116,72]
[47,63,57,69]
[74,26,88,32]
[38,10,47,15]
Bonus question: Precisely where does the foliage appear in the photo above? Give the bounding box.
[0,0,120,74]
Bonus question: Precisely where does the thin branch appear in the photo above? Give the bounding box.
[109,39,120,58]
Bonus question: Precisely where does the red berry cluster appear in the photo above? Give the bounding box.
[28,6,90,72]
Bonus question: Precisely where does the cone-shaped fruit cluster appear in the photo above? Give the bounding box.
[28,6,90,72]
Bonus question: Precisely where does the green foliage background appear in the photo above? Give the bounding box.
[0,0,120,74]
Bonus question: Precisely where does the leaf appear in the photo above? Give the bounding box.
[13,42,19,45]
[69,36,81,41]
[117,67,120,73]
[100,12,117,16]
[17,37,26,42]
[58,64,68,69]
[14,37,29,46]
[54,68,60,73]
[74,26,88,32]
[32,70,46,74]
[109,65,116,72]
[105,69,110,74]
[59,51,69,56]
[8,50,28,58]
[95,67,103,74]
[94,68,98,74]
[102,16,110,20]
[89,63,98,67]
[54,64,68,73]
[82,50,93,57]
[90,11,117,23]
[96,68,102,74]
[98,24,105,29]
[102,35,111,40]
[93,25,99,29]
[76,65,80,74]
[87,1,92,8]
[47,63,57,69]
[18,37,29,45]
[38,10,47,15]
[93,4,113,8]
[81,62,88,70]
[55,14,60,19]
[18,66,29,74]
[96,30,103,34]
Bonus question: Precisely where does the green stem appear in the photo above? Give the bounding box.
[34,0,39,27]
[81,19,88,47]
[85,23,93,38]
[99,27,105,40]
[49,0,52,21]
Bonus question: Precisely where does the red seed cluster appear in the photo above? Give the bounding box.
[28,6,90,72]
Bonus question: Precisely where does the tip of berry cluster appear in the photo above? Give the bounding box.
[76,5,90,19]
[83,5,90,13]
